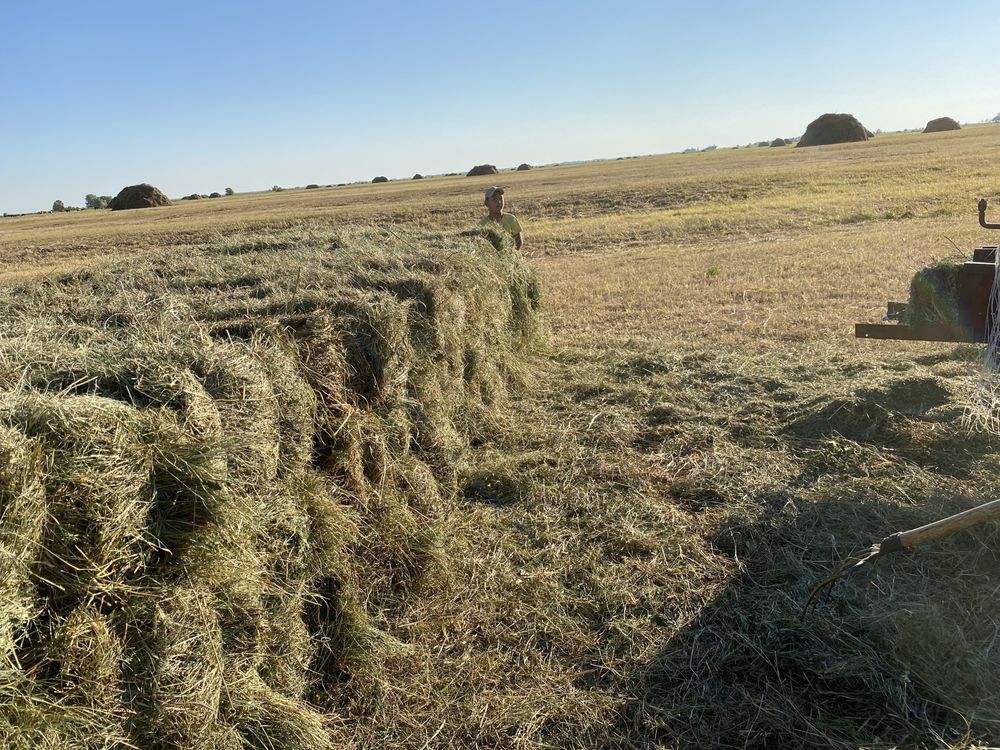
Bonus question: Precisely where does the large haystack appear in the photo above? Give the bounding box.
[924,116,961,133]
[467,164,498,177]
[0,225,540,746]
[796,113,870,147]
[108,183,171,211]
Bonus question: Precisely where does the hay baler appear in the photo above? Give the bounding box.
[855,199,1000,343]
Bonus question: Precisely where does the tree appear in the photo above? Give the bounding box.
[52,200,65,212]
[224,187,234,196]
[84,194,108,209]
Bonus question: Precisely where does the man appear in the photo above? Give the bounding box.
[479,186,523,251]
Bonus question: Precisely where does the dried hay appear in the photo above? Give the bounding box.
[466,164,498,177]
[797,113,870,147]
[924,116,961,133]
[902,260,965,327]
[0,223,541,746]
[108,183,171,211]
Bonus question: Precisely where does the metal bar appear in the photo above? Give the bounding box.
[886,301,907,319]
[979,198,1000,230]
[855,323,979,343]
[972,246,998,263]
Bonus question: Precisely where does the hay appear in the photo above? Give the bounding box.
[516,163,532,171]
[108,183,171,211]
[0,224,541,746]
[466,164,498,177]
[924,116,961,133]
[797,113,870,147]
[902,260,965,327]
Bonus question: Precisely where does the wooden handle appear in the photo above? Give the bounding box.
[897,498,1000,549]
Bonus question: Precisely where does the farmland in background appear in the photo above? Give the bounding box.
[4,124,1000,748]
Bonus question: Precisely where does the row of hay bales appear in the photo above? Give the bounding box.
[0,225,541,747]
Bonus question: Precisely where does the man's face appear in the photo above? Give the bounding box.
[485,191,505,213]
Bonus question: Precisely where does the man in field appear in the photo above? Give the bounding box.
[480,186,524,251]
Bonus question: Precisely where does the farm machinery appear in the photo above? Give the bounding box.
[855,199,1000,343]
[806,199,1000,615]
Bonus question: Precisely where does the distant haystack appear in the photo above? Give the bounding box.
[108,183,171,211]
[516,163,532,171]
[372,176,389,183]
[770,138,787,147]
[796,113,870,147]
[467,164,498,177]
[924,117,961,133]
[412,174,424,180]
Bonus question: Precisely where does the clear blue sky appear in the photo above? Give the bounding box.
[2,1,995,214]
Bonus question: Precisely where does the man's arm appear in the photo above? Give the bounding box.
[513,232,523,251]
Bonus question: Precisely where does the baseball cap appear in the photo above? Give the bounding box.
[484,186,504,199]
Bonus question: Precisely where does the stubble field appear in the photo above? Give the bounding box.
[3,125,1000,749]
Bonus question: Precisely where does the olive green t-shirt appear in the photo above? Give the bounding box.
[479,213,522,236]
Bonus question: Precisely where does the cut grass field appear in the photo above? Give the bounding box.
[3,124,1000,748]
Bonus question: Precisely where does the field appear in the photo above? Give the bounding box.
[3,125,1000,749]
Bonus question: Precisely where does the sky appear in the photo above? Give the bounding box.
[1,1,996,215]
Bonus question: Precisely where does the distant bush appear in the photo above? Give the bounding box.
[225,187,234,196]
[51,200,65,212]
[271,185,284,192]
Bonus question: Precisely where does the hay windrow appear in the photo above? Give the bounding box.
[0,224,540,746]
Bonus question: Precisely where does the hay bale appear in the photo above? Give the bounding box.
[770,138,786,147]
[371,176,388,183]
[796,113,870,147]
[924,117,961,133]
[412,174,424,180]
[108,183,171,211]
[516,163,532,171]
[466,164,498,177]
